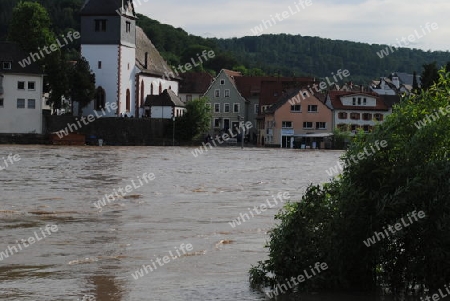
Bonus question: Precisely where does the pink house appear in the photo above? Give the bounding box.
[263,89,333,148]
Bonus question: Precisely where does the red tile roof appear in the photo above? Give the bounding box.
[327,91,389,111]
[179,72,213,94]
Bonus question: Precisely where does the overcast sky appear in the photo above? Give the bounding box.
[136,0,449,52]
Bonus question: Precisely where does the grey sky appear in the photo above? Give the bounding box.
[136,0,449,51]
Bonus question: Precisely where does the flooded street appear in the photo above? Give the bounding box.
[0,145,351,300]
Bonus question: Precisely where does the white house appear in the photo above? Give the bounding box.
[326,91,390,133]
[0,42,44,134]
[79,0,179,118]
[144,89,186,119]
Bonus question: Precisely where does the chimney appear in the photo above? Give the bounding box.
[144,52,148,69]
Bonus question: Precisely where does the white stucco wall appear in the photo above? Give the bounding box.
[0,74,43,134]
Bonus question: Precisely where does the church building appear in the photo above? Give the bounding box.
[79,0,179,117]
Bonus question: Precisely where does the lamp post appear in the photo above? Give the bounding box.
[172,115,175,146]
[238,115,244,149]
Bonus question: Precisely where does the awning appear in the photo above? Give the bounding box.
[293,133,334,138]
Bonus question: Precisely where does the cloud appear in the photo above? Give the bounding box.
[137,0,450,51]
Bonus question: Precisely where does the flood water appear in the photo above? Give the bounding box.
[0,145,404,300]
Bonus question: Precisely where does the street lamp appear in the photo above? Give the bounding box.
[238,115,244,150]
[172,115,175,146]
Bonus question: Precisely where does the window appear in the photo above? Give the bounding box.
[95,19,107,32]
[374,113,384,121]
[126,89,130,112]
[17,99,25,109]
[362,113,372,121]
[316,122,326,129]
[224,89,230,97]
[220,79,225,85]
[186,95,192,102]
[350,113,360,120]
[2,62,11,70]
[233,103,240,113]
[351,124,360,131]
[126,21,131,33]
[358,97,361,105]
[95,87,106,110]
[338,112,348,119]
[214,103,220,113]
[308,105,318,112]
[282,121,292,128]
[352,97,356,106]
[28,82,35,90]
[214,118,221,128]
[254,104,259,114]
[291,105,301,112]
[223,119,230,130]
[98,61,102,69]
[303,122,313,129]
[363,98,367,105]
[17,81,25,90]
[224,103,230,113]
[27,99,36,109]
[0,98,3,107]
[214,89,220,97]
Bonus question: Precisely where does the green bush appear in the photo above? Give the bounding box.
[250,69,450,296]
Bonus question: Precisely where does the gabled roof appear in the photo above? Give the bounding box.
[381,95,401,109]
[0,42,43,75]
[81,0,136,17]
[265,88,325,114]
[136,27,177,78]
[393,72,422,87]
[144,89,185,107]
[179,72,213,94]
[327,91,388,111]
[223,69,242,88]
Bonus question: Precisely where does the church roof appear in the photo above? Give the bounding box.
[136,27,177,79]
[81,0,135,17]
[145,89,185,107]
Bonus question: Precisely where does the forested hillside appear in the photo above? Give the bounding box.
[1,0,449,82]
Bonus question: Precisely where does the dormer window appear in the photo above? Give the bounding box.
[95,19,107,32]
[2,62,11,70]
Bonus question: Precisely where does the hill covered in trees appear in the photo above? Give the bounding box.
[1,0,449,82]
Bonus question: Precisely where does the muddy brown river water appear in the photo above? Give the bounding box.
[0,145,415,301]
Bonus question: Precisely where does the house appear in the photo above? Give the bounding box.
[263,89,333,148]
[79,0,179,118]
[326,91,389,133]
[370,78,397,95]
[179,72,213,103]
[144,89,185,119]
[0,42,44,134]
[204,69,250,139]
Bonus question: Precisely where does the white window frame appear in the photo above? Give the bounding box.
[27,99,36,109]
[220,79,225,85]
[214,89,220,97]
[282,121,293,128]
[28,81,36,91]
[2,62,11,70]
[17,81,25,90]
[233,103,240,113]
[303,121,313,129]
[316,122,326,130]
[291,105,301,112]
[308,105,318,113]
[214,103,220,113]
[214,118,221,128]
[17,98,25,109]
[224,103,230,113]
[224,89,230,97]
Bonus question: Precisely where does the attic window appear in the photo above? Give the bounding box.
[2,62,11,70]
[95,19,107,32]
[220,79,225,85]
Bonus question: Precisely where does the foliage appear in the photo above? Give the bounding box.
[421,62,439,90]
[250,68,450,297]
[332,128,351,150]
[174,97,212,141]
[67,55,96,115]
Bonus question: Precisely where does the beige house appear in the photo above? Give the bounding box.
[264,89,333,148]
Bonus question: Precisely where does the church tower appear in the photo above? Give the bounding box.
[80,0,137,117]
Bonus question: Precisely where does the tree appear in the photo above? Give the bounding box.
[421,62,439,90]
[174,97,211,141]
[250,68,450,298]
[67,55,96,116]
[7,1,67,110]
[412,70,419,92]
